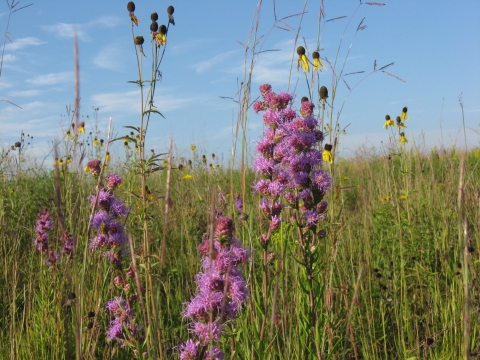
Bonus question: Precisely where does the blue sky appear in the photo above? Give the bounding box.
[1,0,479,165]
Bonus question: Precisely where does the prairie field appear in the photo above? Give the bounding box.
[1,1,479,359]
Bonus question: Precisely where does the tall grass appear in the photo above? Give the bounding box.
[0,1,479,359]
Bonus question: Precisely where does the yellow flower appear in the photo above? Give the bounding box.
[66,130,72,140]
[397,122,407,129]
[400,106,409,120]
[383,115,394,129]
[163,159,169,165]
[312,51,328,72]
[190,144,197,152]
[84,165,89,172]
[399,195,407,201]
[93,138,99,146]
[399,133,408,143]
[216,165,221,169]
[297,46,310,73]
[202,155,207,164]
[54,157,59,166]
[325,124,331,131]
[106,152,111,162]
[67,156,72,164]
[322,144,333,164]
[381,196,391,201]
[155,25,167,47]
[342,176,349,181]
[183,174,193,180]
[78,121,85,133]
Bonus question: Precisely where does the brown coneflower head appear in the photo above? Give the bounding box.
[312,51,319,59]
[151,12,158,21]
[134,36,144,45]
[319,86,328,100]
[127,1,135,13]
[167,5,175,25]
[297,46,306,56]
[150,21,158,32]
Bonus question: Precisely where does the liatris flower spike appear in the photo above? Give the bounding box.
[180,214,248,359]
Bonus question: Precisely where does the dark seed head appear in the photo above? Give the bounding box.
[150,21,158,32]
[87,322,94,329]
[159,25,167,35]
[134,36,144,45]
[127,1,135,12]
[151,12,158,21]
[178,164,184,170]
[373,268,379,273]
[402,106,408,113]
[396,116,401,123]
[68,292,76,300]
[385,115,391,120]
[312,51,319,59]
[457,262,462,269]
[297,46,306,56]
[319,86,328,99]
[301,96,309,103]
[376,273,383,278]
[468,246,475,253]
[14,141,21,148]
[88,311,95,318]
[426,338,434,345]
[324,143,332,151]
[167,5,174,15]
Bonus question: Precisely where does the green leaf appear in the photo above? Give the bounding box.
[143,108,165,119]
[124,125,140,132]
[110,135,137,144]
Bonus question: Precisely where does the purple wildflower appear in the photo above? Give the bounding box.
[86,159,101,175]
[235,195,243,212]
[105,174,123,189]
[179,339,199,360]
[60,231,74,257]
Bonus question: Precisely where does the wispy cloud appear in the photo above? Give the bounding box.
[91,89,201,114]
[1,54,17,63]
[41,15,123,41]
[4,37,45,51]
[26,71,73,86]
[8,89,42,97]
[41,23,89,40]
[93,44,126,72]
[194,51,237,73]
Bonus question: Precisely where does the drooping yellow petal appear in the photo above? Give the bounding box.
[399,135,408,143]
[78,127,85,133]
[298,54,310,73]
[322,150,333,164]
[313,58,328,71]
[383,119,394,129]
[155,33,167,47]
[400,112,409,120]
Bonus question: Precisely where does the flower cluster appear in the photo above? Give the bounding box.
[105,296,143,349]
[34,208,74,270]
[383,106,410,143]
[179,215,248,359]
[252,84,330,245]
[89,171,129,266]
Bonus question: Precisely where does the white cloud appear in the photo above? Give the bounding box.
[41,15,122,41]
[1,54,16,63]
[26,71,73,86]
[41,23,89,41]
[194,51,237,73]
[8,89,42,97]
[4,37,45,51]
[90,15,122,28]
[91,89,201,115]
[93,44,126,72]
